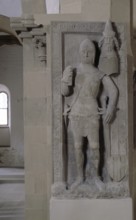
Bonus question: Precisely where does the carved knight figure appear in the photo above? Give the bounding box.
[99,20,119,75]
[98,20,120,182]
[61,38,118,186]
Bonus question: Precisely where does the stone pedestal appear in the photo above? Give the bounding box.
[50,198,133,220]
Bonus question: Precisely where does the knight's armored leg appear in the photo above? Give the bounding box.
[91,146,105,191]
[92,147,100,176]
[75,143,84,182]
[70,117,84,183]
[88,117,100,177]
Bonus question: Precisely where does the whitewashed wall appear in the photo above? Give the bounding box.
[0,45,24,167]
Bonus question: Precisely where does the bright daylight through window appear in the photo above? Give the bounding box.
[0,92,8,126]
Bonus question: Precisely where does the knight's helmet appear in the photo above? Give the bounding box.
[103,20,115,38]
[98,20,119,76]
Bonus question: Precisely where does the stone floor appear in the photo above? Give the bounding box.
[0,168,25,220]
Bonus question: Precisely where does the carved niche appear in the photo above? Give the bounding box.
[51,21,129,199]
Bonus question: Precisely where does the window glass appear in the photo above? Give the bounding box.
[0,92,8,126]
[0,93,8,108]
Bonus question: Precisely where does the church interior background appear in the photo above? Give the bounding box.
[0,0,136,219]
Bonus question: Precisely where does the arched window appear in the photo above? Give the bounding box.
[0,85,10,127]
[0,92,8,126]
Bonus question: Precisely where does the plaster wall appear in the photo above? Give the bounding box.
[0,0,22,17]
[0,128,10,147]
[0,45,24,167]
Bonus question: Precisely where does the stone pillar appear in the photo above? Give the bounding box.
[111,0,135,218]
[82,0,111,21]
[111,0,131,23]
[131,1,136,219]
[60,0,82,14]
[21,0,46,14]
[12,17,49,220]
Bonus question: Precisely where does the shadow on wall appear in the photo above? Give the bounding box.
[0,15,22,45]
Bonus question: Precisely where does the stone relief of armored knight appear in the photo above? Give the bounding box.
[98,21,127,183]
[52,21,129,199]
[61,20,121,192]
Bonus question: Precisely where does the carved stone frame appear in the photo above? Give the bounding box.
[51,21,128,194]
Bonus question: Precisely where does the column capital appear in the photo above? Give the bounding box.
[33,35,46,62]
[11,17,47,63]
